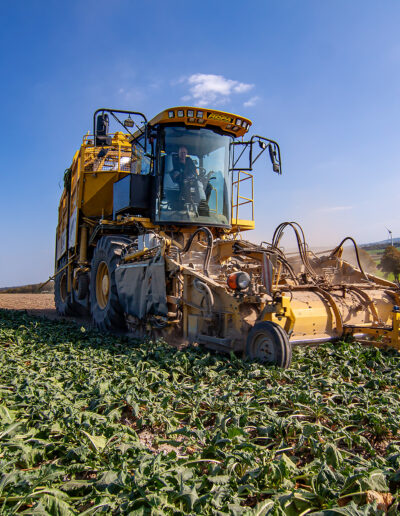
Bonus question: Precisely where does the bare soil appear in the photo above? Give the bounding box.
[0,294,96,328]
[0,293,56,316]
[0,294,183,344]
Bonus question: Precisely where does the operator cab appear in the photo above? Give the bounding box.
[94,107,281,230]
[157,125,231,226]
[147,106,254,229]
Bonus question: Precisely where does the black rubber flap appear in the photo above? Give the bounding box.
[115,256,168,319]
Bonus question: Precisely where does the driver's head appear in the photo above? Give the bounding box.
[178,146,188,163]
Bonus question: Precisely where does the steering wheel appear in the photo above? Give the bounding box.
[197,167,207,178]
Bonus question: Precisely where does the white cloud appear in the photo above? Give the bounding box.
[318,206,353,213]
[244,96,260,107]
[116,86,145,103]
[182,73,254,106]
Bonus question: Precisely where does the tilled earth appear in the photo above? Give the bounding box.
[0,294,93,325]
[0,293,56,316]
[0,294,178,340]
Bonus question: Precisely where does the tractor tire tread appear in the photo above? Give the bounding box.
[54,258,76,316]
[90,236,132,331]
[246,321,292,369]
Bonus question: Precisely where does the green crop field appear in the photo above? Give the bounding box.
[1,310,400,515]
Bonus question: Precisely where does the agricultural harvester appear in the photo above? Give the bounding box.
[54,107,400,367]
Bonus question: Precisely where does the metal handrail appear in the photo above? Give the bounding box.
[231,169,254,223]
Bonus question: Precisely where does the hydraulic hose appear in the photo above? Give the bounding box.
[180,227,214,276]
[329,236,369,281]
[233,240,299,284]
[193,278,214,317]
[272,222,318,281]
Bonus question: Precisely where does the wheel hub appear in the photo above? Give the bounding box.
[60,273,67,303]
[96,261,110,309]
[253,334,276,362]
[102,275,109,297]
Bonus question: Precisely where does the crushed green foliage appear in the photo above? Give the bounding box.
[1,310,400,514]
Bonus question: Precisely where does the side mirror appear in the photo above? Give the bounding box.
[96,113,109,136]
[268,144,280,173]
[95,113,112,146]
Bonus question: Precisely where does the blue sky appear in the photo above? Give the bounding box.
[1,0,400,286]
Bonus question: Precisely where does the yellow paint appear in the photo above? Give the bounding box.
[232,169,255,233]
[230,219,255,231]
[391,310,400,349]
[147,106,252,138]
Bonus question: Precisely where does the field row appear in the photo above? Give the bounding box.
[1,310,400,514]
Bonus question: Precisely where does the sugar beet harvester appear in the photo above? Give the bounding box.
[55,107,400,368]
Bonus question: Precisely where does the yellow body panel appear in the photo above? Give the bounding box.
[148,106,252,138]
[56,132,133,257]
[262,288,396,344]
[231,219,255,231]
[82,172,124,217]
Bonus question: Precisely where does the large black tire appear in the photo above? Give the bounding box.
[90,236,131,331]
[246,321,292,369]
[76,272,90,300]
[54,262,75,316]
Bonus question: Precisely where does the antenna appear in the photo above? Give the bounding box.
[386,227,393,246]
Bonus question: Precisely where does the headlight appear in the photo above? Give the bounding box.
[227,271,251,291]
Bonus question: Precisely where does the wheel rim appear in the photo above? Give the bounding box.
[96,261,110,309]
[60,273,67,303]
[251,332,276,363]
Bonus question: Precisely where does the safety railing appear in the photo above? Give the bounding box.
[231,170,254,226]
[81,134,133,174]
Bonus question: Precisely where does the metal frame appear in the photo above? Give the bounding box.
[230,135,282,174]
[231,170,254,224]
[93,108,148,148]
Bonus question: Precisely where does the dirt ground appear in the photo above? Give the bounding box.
[0,294,189,349]
[0,293,55,314]
[0,293,97,329]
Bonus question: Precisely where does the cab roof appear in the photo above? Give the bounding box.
[148,106,252,138]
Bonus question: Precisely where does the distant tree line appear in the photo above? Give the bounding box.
[378,246,400,282]
[362,241,400,251]
[0,282,54,294]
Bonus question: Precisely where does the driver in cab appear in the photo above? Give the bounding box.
[165,145,209,215]
[170,145,196,186]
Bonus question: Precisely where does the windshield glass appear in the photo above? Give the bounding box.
[157,126,231,226]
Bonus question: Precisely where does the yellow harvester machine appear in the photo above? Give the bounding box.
[55,107,400,367]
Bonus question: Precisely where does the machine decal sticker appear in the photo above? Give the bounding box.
[68,208,77,249]
[56,228,66,260]
[207,112,233,123]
